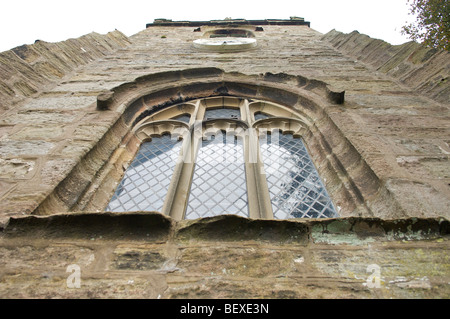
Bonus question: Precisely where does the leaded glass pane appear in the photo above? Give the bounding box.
[260,133,338,219]
[254,112,271,121]
[172,114,191,123]
[106,135,181,212]
[185,133,248,219]
[204,108,240,120]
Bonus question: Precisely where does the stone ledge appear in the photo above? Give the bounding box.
[1,212,448,245]
[1,211,173,241]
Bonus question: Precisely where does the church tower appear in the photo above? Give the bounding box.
[0,18,448,299]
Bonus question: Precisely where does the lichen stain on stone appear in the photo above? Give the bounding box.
[311,224,377,245]
[113,247,167,270]
[310,217,448,245]
[311,219,377,245]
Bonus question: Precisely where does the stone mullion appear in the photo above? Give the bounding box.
[163,100,202,220]
[242,99,274,219]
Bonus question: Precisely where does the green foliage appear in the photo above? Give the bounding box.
[402,0,449,50]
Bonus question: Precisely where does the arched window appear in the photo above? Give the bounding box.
[105,97,339,220]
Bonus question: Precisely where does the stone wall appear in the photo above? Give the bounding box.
[0,213,448,298]
[0,31,131,224]
[322,29,450,105]
[0,31,131,115]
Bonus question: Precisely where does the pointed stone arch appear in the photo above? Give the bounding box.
[33,68,403,220]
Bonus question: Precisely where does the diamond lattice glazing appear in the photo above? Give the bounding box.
[260,133,338,219]
[254,112,271,121]
[204,108,240,120]
[106,135,181,212]
[185,133,248,219]
[172,114,191,123]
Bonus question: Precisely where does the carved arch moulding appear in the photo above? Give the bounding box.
[33,68,404,220]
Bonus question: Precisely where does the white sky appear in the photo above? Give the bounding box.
[0,0,416,52]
